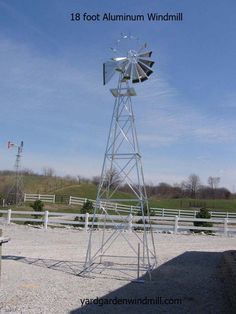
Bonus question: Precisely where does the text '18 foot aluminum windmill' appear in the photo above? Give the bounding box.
[81,35,157,281]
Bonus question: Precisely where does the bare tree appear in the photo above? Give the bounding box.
[208,176,220,189]
[104,168,121,189]
[208,176,220,198]
[42,167,55,177]
[184,174,201,199]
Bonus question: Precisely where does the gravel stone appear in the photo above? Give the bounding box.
[0,224,235,313]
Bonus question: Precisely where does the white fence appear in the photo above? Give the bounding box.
[1,209,236,236]
[24,194,55,203]
[68,196,236,219]
[24,194,236,219]
[154,208,236,219]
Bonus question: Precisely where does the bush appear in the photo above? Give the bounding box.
[193,207,213,234]
[30,200,44,220]
[80,200,94,214]
[73,200,96,228]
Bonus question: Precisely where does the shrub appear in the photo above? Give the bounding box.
[80,200,94,214]
[30,200,44,220]
[74,200,96,228]
[193,207,213,234]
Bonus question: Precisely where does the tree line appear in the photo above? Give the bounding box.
[0,169,233,200]
[144,174,231,199]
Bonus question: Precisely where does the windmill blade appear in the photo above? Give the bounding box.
[138,59,154,73]
[138,58,155,68]
[138,61,153,77]
[112,57,128,62]
[136,63,149,80]
[132,63,149,83]
[123,62,132,80]
[137,42,147,54]
[132,64,142,83]
[119,60,129,73]
[137,51,152,58]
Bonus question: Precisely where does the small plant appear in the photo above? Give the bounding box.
[193,207,213,234]
[135,204,154,230]
[74,200,96,228]
[80,200,94,214]
[30,200,44,220]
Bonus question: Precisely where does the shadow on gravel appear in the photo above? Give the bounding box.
[2,252,233,313]
[69,251,231,314]
[2,255,84,275]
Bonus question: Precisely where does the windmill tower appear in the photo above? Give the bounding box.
[6,141,24,205]
[81,35,157,280]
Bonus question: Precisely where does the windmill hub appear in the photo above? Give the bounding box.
[128,49,137,59]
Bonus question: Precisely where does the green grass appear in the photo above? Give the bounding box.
[54,183,135,199]
[0,173,78,196]
[148,198,236,212]
[54,183,97,199]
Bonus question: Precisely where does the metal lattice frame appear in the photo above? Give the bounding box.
[81,76,157,280]
[6,142,24,205]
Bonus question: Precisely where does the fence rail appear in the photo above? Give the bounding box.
[23,194,236,219]
[24,194,55,203]
[1,209,236,236]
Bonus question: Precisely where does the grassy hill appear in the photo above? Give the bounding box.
[1,172,236,212]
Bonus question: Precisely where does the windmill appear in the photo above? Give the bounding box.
[81,35,157,280]
[6,141,24,205]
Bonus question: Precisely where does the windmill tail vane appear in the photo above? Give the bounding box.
[7,141,17,149]
[8,141,24,152]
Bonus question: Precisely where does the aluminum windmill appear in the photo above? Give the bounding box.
[81,35,157,280]
[6,141,24,205]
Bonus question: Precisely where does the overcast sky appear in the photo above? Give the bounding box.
[0,0,236,190]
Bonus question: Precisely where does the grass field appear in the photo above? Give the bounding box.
[148,198,236,212]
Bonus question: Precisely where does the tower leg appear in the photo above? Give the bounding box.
[81,78,157,280]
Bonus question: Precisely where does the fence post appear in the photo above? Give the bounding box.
[178,210,181,217]
[194,211,197,218]
[162,208,164,217]
[39,194,41,200]
[224,218,228,237]
[7,209,11,225]
[128,214,133,232]
[53,195,56,203]
[44,211,49,230]
[85,213,89,232]
[2,199,5,207]
[24,194,26,202]
[174,216,179,234]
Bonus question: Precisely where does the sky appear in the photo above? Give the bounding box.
[0,0,236,191]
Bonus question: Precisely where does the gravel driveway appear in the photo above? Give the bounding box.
[0,224,235,313]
